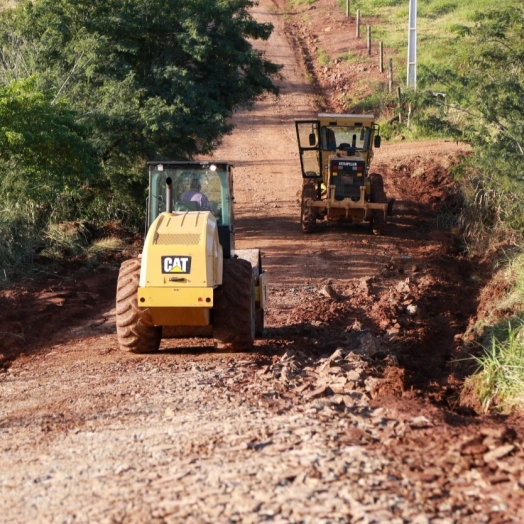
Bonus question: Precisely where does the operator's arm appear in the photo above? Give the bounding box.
[201,194,212,211]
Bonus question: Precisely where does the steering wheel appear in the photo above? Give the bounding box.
[338,143,356,154]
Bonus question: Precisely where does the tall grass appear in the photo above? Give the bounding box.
[458,175,524,256]
[0,192,138,287]
[331,0,518,115]
[460,251,524,413]
[338,0,516,71]
[464,321,524,413]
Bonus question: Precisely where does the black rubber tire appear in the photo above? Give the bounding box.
[116,258,162,353]
[255,308,264,337]
[213,258,255,351]
[255,254,265,337]
[369,173,388,235]
[301,182,317,233]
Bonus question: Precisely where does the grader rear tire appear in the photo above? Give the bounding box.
[369,173,388,236]
[116,258,162,353]
[301,182,317,233]
[213,258,255,351]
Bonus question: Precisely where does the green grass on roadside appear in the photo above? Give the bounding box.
[464,321,524,413]
[332,0,517,113]
[317,48,330,66]
[290,0,317,6]
[461,251,524,413]
[339,0,515,69]
[0,210,129,287]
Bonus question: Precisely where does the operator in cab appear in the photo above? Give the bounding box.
[181,175,212,211]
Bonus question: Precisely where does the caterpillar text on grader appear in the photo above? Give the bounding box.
[116,161,268,353]
[295,113,393,234]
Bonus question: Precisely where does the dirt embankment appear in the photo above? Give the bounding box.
[1,0,523,522]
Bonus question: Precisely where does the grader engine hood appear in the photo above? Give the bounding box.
[330,154,366,201]
[137,211,223,314]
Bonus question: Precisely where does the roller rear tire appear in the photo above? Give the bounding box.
[213,258,255,351]
[116,258,162,353]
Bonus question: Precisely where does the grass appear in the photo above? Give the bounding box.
[0,206,43,284]
[290,0,317,6]
[0,1,22,9]
[339,79,394,114]
[336,0,517,85]
[317,48,330,66]
[463,321,524,413]
[460,250,524,413]
[0,208,128,288]
[41,221,129,263]
[339,50,355,62]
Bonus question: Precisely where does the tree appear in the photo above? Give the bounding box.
[1,0,281,170]
[0,77,100,210]
[418,5,524,182]
[415,4,524,248]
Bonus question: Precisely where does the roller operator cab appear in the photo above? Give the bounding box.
[115,161,268,354]
[295,113,393,234]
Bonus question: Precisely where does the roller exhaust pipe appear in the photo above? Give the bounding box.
[166,177,173,213]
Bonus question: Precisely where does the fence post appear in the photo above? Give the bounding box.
[356,10,361,38]
[388,58,393,93]
[379,42,383,73]
[346,0,350,17]
[397,86,402,123]
[367,26,371,56]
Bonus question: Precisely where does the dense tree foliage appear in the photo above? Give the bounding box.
[0,0,280,168]
[0,0,280,280]
[413,4,524,247]
[0,0,280,237]
[0,77,100,207]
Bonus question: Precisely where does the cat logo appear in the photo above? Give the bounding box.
[161,256,192,274]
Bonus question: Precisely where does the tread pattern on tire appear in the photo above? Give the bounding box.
[301,182,317,233]
[255,253,264,337]
[369,173,388,235]
[213,258,255,351]
[116,258,162,353]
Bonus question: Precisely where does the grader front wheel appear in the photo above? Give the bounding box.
[116,258,162,353]
[301,182,317,233]
[369,173,388,236]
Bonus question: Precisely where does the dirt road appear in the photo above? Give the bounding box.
[1,0,523,522]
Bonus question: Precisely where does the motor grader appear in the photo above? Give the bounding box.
[295,113,392,234]
[115,161,268,353]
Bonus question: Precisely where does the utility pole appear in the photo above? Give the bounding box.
[407,0,417,89]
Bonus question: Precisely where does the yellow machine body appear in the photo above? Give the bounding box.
[295,113,391,233]
[137,211,223,326]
